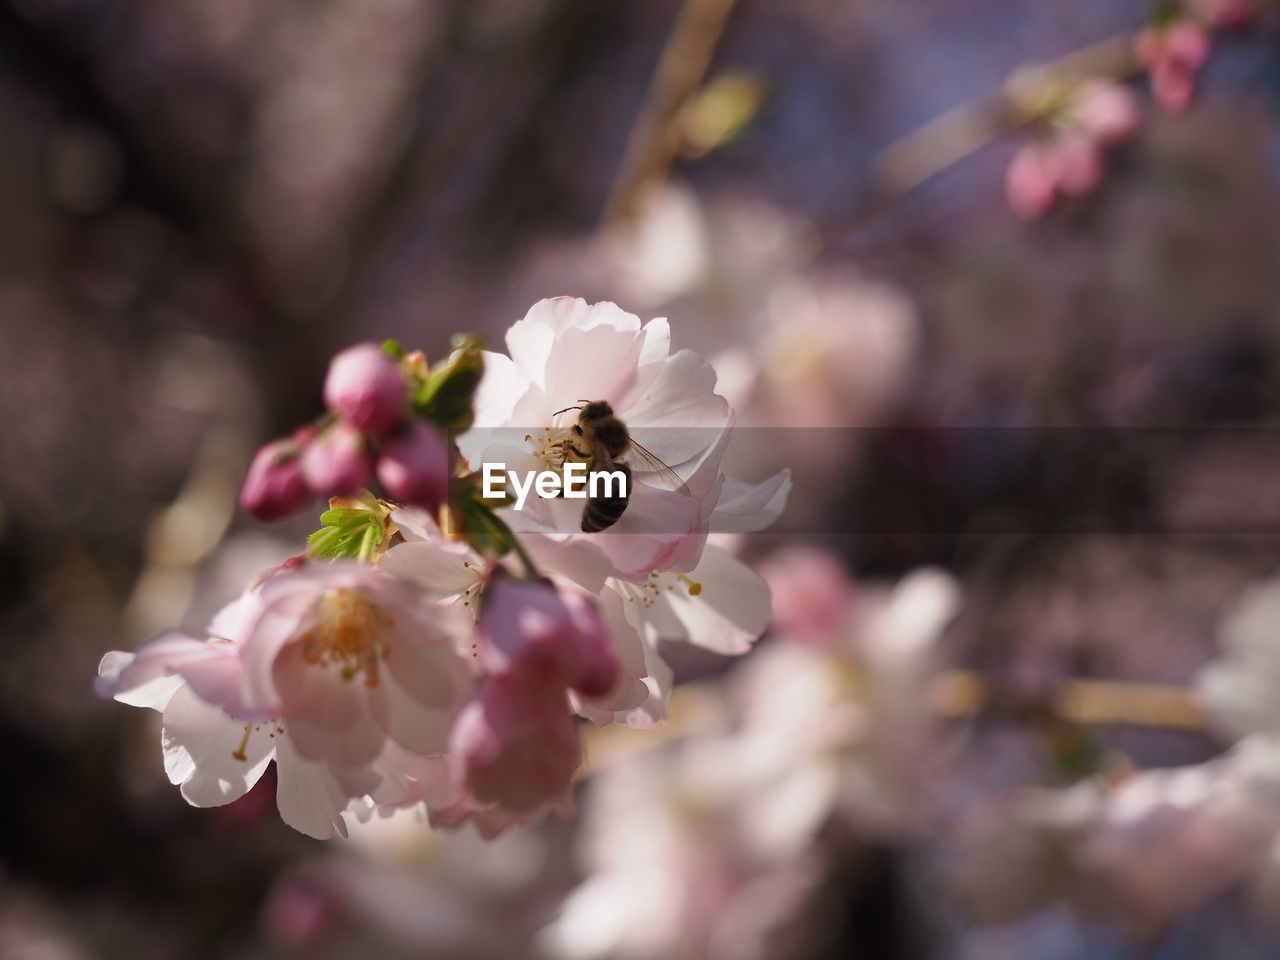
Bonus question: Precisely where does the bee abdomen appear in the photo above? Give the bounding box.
[581,464,631,532]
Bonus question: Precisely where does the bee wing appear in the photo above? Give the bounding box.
[621,438,692,496]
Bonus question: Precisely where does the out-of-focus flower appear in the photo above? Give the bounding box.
[239,432,312,521]
[302,423,371,496]
[1197,577,1280,741]
[1190,0,1257,29]
[376,420,450,509]
[1135,21,1212,114]
[97,561,475,838]
[541,732,826,960]
[1005,81,1142,220]
[758,545,857,642]
[324,342,408,438]
[950,740,1280,939]
[736,562,961,839]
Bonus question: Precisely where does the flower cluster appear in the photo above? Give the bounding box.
[239,342,452,522]
[541,550,961,960]
[1005,80,1143,221]
[97,298,788,838]
[1136,1,1258,114]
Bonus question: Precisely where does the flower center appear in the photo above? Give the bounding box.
[524,421,578,472]
[298,589,393,686]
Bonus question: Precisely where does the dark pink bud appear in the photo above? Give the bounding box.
[1005,143,1057,221]
[239,438,311,521]
[449,678,580,811]
[376,420,449,509]
[301,424,370,496]
[475,573,617,696]
[323,343,407,437]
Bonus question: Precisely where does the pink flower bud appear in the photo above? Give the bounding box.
[239,437,311,521]
[1152,64,1197,114]
[449,678,580,810]
[301,424,370,496]
[323,343,407,437]
[1165,22,1212,71]
[1073,83,1142,146]
[475,574,620,696]
[1054,138,1104,198]
[1005,143,1058,221]
[376,420,449,509]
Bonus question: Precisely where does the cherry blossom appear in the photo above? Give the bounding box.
[464,297,786,583]
[97,560,475,839]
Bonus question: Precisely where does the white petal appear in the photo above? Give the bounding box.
[378,539,480,599]
[648,546,771,655]
[711,469,792,533]
[274,735,350,839]
[161,685,274,807]
[473,351,530,426]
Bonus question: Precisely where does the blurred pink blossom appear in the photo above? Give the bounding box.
[301,423,371,496]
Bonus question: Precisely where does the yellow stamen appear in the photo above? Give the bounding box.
[297,589,392,687]
[231,725,252,762]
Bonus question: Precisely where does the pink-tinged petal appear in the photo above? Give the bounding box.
[541,323,644,413]
[370,627,474,755]
[96,632,235,711]
[96,651,184,711]
[161,685,274,807]
[680,545,772,653]
[710,470,792,533]
[621,350,731,467]
[271,643,387,768]
[237,584,317,714]
[637,316,672,365]
[506,298,641,388]
[473,351,530,426]
[378,539,479,599]
[274,735,350,839]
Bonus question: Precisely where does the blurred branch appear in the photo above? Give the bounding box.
[819,31,1139,246]
[604,0,740,223]
[582,668,1207,778]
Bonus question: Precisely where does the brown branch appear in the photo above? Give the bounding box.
[604,0,740,224]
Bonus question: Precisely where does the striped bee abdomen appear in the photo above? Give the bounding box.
[580,463,632,532]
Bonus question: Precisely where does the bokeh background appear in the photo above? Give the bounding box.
[4,0,1280,957]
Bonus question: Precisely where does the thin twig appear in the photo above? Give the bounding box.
[604,0,740,223]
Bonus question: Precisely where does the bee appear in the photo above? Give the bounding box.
[552,400,690,532]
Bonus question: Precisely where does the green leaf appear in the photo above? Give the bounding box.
[381,338,406,360]
[306,498,388,561]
